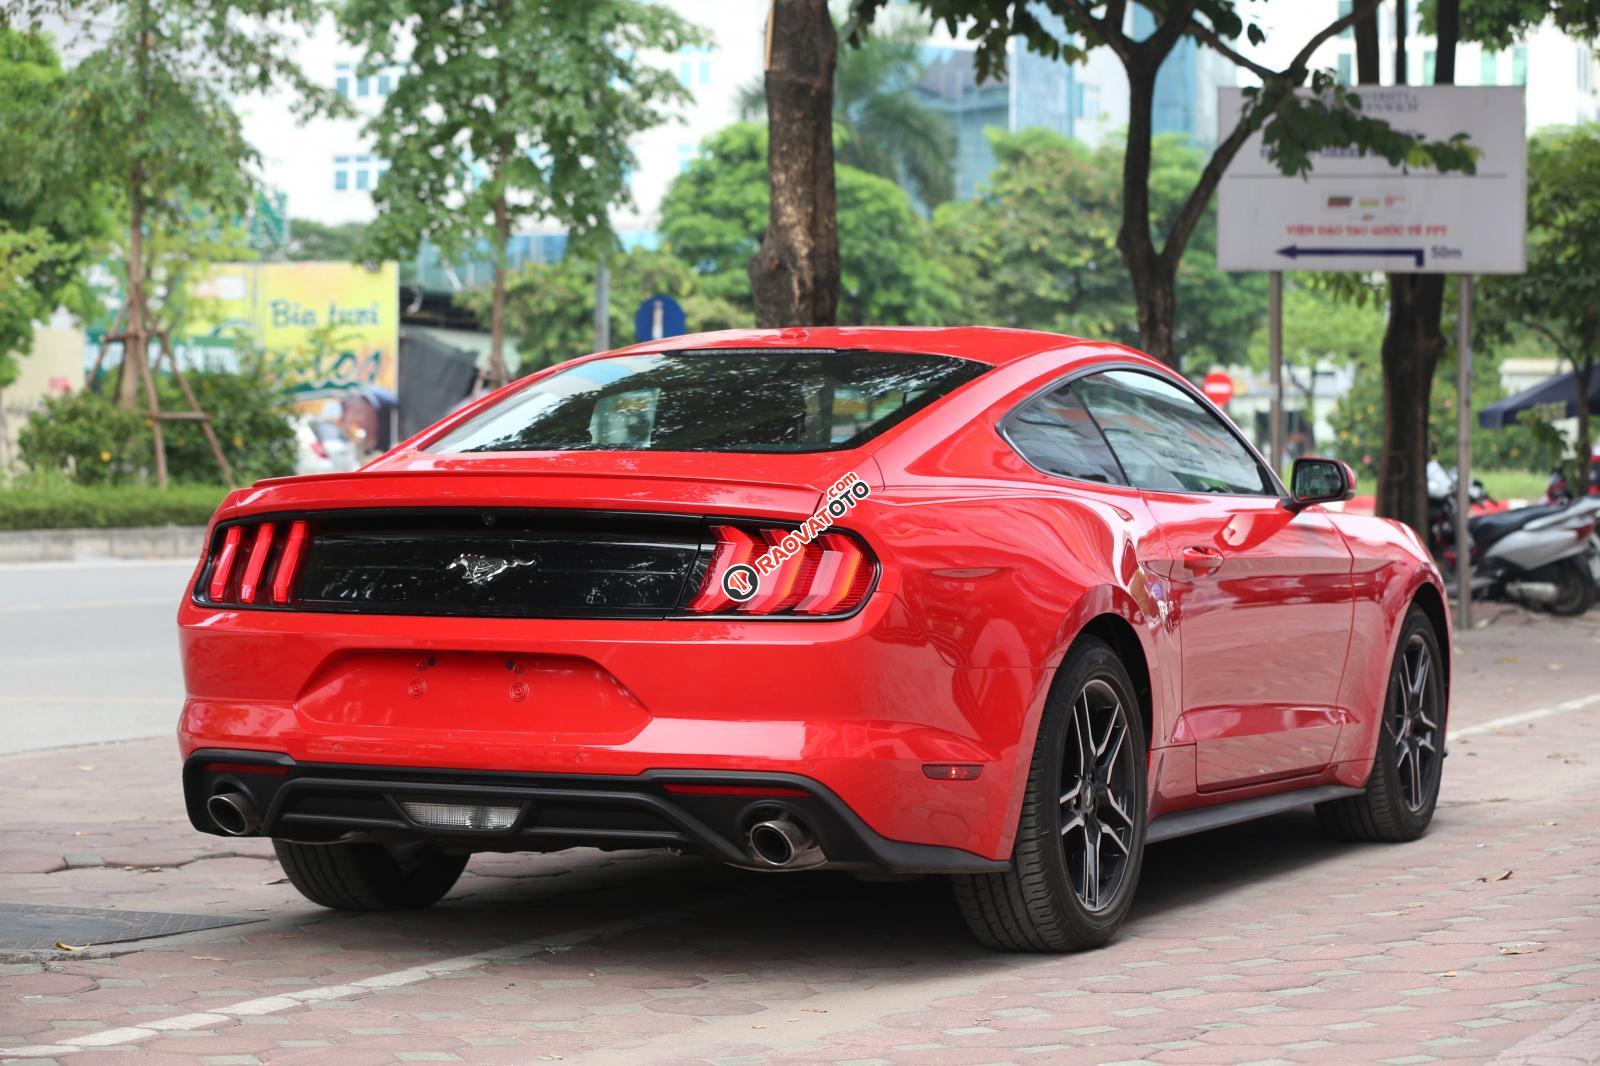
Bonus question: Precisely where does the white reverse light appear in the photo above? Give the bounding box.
[400,801,519,831]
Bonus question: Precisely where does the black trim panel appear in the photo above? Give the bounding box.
[1145,784,1364,845]
[183,750,1008,875]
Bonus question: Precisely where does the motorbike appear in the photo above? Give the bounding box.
[1427,461,1600,616]
[1546,462,1600,503]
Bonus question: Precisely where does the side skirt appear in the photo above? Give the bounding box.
[1146,784,1365,845]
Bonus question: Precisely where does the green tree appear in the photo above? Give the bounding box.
[847,0,1474,369]
[462,246,750,373]
[739,8,956,207]
[1475,125,1600,488]
[1244,280,1386,448]
[343,0,703,386]
[659,123,962,329]
[60,0,338,421]
[0,26,110,387]
[935,128,1264,365]
[286,219,371,263]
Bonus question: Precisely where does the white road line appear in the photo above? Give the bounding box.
[0,904,702,1059]
[0,697,173,705]
[1450,693,1600,740]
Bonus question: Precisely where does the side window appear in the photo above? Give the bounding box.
[1004,384,1126,485]
[1075,370,1274,496]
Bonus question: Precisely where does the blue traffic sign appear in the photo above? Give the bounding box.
[634,293,686,342]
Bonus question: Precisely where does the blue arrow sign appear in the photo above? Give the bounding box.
[634,293,686,342]
[1276,244,1425,268]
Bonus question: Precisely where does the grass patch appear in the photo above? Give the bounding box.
[0,479,229,530]
[1474,468,1551,503]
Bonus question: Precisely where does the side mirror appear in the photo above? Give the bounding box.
[1287,456,1356,512]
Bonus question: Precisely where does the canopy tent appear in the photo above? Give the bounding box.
[1478,367,1600,429]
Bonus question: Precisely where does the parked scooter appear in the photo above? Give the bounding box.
[1427,461,1600,616]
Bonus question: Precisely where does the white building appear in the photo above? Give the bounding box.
[1239,1,1599,131]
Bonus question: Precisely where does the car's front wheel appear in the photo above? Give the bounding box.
[274,839,468,910]
[954,635,1147,952]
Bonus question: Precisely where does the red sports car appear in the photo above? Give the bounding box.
[178,327,1449,951]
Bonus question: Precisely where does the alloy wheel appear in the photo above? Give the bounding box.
[1389,632,1441,812]
[1059,677,1138,912]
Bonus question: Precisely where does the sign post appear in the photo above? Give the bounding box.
[1217,86,1527,628]
[1269,271,1284,475]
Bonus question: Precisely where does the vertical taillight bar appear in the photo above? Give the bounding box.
[207,526,244,601]
[686,525,760,613]
[236,523,276,604]
[271,520,310,605]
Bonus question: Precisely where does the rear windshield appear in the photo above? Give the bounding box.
[428,349,988,454]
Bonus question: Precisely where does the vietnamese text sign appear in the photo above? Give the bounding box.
[188,261,399,396]
[1217,86,1525,274]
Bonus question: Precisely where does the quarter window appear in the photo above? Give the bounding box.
[1075,370,1274,496]
[1006,385,1125,485]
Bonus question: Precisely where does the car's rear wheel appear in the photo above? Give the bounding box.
[273,839,468,910]
[1316,606,1446,842]
[954,636,1147,952]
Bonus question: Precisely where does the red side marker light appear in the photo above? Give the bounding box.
[922,764,983,781]
[201,761,290,776]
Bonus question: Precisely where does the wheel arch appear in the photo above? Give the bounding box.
[1408,579,1451,701]
[1074,613,1154,755]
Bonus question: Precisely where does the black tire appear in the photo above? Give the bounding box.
[273,839,468,910]
[953,636,1147,952]
[1316,605,1447,843]
[1545,559,1597,617]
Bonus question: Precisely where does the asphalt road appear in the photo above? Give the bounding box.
[0,559,192,754]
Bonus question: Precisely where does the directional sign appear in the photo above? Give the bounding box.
[634,293,686,342]
[1217,87,1526,275]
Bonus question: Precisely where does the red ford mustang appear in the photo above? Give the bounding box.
[178,327,1450,951]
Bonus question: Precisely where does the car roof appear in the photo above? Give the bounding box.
[605,326,1089,368]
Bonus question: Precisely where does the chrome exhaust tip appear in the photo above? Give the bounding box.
[207,791,261,836]
[747,815,822,869]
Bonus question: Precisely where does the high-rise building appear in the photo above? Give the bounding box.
[913,6,1237,204]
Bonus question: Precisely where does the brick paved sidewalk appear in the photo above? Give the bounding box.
[1,606,1597,1065]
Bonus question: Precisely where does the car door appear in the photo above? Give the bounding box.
[1074,369,1355,792]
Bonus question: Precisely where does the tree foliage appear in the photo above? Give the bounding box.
[285,219,372,263]
[660,123,961,330]
[847,0,1477,368]
[934,128,1264,366]
[1475,124,1600,485]
[0,26,110,386]
[740,8,956,206]
[461,247,749,375]
[345,0,703,382]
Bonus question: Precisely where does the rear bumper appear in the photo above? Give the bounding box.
[182,750,1008,874]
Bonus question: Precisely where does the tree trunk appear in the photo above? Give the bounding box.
[1118,62,1179,366]
[487,192,511,388]
[749,0,838,327]
[118,164,147,410]
[1375,276,1447,531]
[1372,0,1458,538]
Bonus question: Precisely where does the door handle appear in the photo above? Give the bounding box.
[1181,546,1224,574]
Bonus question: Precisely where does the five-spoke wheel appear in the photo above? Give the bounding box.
[955,635,1147,951]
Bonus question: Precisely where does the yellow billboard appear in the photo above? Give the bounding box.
[189,261,399,397]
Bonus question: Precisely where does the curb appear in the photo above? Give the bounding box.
[0,525,205,564]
